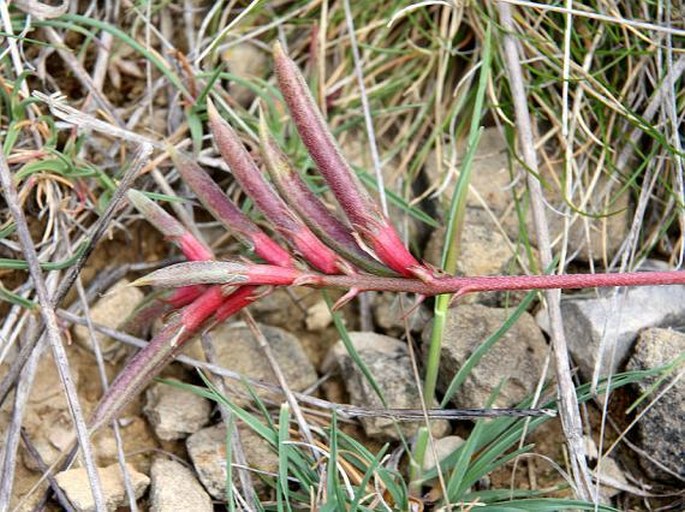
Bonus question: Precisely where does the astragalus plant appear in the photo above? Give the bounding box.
[79,43,683,508]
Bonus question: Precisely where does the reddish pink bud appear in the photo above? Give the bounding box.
[272,43,423,277]
[180,285,230,331]
[128,189,213,261]
[207,99,342,274]
[363,222,427,279]
[259,113,396,276]
[215,286,264,321]
[170,148,295,268]
[165,285,207,308]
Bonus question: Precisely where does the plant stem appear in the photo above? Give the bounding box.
[140,260,685,298]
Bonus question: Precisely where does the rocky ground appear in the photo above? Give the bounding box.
[3,128,683,511]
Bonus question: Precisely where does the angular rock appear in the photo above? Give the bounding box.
[423,304,548,408]
[422,435,465,472]
[72,279,143,361]
[220,43,268,107]
[150,458,213,512]
[372,292,431,337]
[55,463,149,512]
[595,456,629,504]
[626,328,685,481]
[21,351,82,471]
[305,299,333,331]
[91,417,159,474]
[424,128,630,262]
[585,436,629,503]
[186,423,278,500]
[323,332,450,440]
[424,128,513,213]
[423,208,514,277]
[248,288,308,329]
[187,321,317,405]
[144,379,212,441]
[537,285,685,380]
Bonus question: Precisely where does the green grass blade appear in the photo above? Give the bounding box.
[277,403,292,512]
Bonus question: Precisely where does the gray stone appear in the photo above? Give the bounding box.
[424,208,515,277]
[186,321,318,405]
[537,285,685,380]
[424,128,630,262]
[626,328,685,481]
[143,379,212,441]
[422,436,465,472]
[186,423,278,500]
[424,128,513,213]
[72,279,143,361]
[585,436,629,503]
[248,288,307,329]
[150,458,213,512]
[305,299,333,331]
[220,43,267,107]
[424,304,548,408]
[323,332,450,440]
[55,463,149,512]
[372,292,431,336]
[595,456,629,504]
[21,351,81,471]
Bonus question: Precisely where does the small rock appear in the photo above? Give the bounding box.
[21,351,82,471]
[422,436,465,472]
[423,208,514,277]
[537,284,685,379]
[424,128,631,262]
[91,417,159,474]
[626,328,685,481]
[305,300,333,331]
[423,304,548,408]
[150,458,212,512]
[221,43,268,107]
[187,321,317,405]
[372,292,431,337]
[323,332,450,439]
[72,279,143,360]
[585,436,629,503]
[595,456,629,503]
[424,128,514,213]
[55,463,149,512]
[187,423,278,500]
[248,288,307,329]
[143,379,212,441]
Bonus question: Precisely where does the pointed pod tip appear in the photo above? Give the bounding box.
[272,41,285,59]
[126,188,145,203]
[128,276,149,288]
[257,105,269,141]
[166,143,179,159]
[205,96,220,123]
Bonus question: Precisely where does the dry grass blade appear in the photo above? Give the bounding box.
[0,154,106,510]
[199,332,258,509]
[496,1,595,502]
[0,144,153,411]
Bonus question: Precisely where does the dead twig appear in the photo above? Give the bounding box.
[496,1,595,502]
[0,149,106,512]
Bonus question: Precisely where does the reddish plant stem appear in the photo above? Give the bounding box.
[137,260,685,296]
[313,269,685,295]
